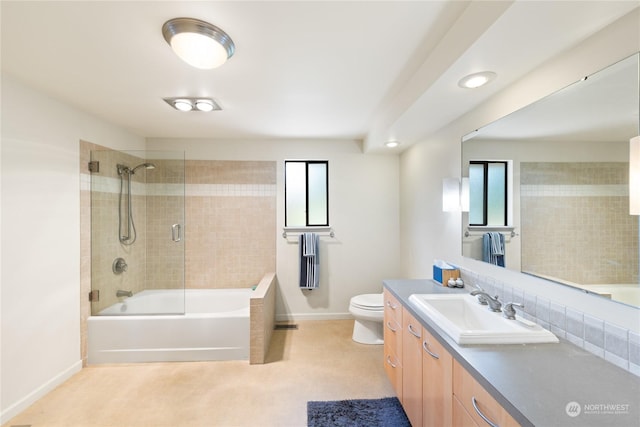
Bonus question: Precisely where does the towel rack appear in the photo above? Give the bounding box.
[464,227,518,238]
[282,226,335,239]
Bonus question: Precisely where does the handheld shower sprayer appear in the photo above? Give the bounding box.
[131,162,156,174]
[117,162,156,245]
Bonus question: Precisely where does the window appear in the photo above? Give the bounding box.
[469,161,508,226]
[285,160,329,227]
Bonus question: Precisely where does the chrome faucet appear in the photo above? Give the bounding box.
[470,284,489,306]
[469,290,502,312]
[116,290,133,298]
[502,302,525,320]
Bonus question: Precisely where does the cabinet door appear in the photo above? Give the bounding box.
[402,308,423,427]
[453,360,520,427]
[422,328,452,427]
[383,290,402,361]
[383,290,403,399]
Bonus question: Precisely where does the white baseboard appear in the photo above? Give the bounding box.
[1,359,82,424]
[275,312,353,322]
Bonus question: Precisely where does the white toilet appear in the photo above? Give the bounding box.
[349,293,384,344]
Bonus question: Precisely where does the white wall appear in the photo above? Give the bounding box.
[0,74,145,423]
[399,9,640,330]
[147,137,401,320]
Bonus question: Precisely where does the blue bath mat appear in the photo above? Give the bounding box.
[307,397,410,427]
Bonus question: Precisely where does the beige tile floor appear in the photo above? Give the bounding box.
[3,320,395,427]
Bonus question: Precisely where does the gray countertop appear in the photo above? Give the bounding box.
[383,279,640,427]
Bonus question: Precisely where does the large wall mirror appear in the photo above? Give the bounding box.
[462,52,640,308]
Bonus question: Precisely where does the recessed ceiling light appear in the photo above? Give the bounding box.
[162,17,235,70]
[163,97,222,112]
[173,99,193,111]
[385,140,401,148]
[195,99,215,112]
[458,71,496,89]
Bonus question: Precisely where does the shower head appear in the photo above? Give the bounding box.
[131,162,156,174]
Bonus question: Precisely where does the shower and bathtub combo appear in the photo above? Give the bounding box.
[87,150,275,365]
[88,288,254,363]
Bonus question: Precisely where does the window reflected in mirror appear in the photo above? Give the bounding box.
[469,161,508,226]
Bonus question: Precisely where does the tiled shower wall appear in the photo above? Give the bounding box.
[146,159,185,291]
[520,162,639,284]
[184,160,276,289]
[89,149,156,313]
[79,141,276,364]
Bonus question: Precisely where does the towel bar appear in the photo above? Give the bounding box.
[282,227,335,238]
[464,227,518,238]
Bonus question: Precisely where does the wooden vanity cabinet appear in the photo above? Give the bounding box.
[453,394,479,427]
[382,290,520,427]
[400,306,455,427]
[402,308,424,427]
[422,328,453,427]
[383,290,403,400]
[453,359,520,427]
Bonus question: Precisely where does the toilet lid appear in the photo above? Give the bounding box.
[351,293,383,309]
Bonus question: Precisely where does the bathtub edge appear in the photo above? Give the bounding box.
[250,272,277,364]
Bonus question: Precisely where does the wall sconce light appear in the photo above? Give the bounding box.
[442,178,460,212]
[460,177,470,212]
[163,97,222,112]
[631,136,640,215]
[162,17,235,69]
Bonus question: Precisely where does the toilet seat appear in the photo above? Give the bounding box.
[350,294,383,311]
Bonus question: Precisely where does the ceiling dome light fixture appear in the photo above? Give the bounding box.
[162,17,235,69]
[458,71,496,89]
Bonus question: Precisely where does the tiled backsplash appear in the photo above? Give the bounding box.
[459,267,640,377]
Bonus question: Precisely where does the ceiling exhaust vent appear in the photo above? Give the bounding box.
[163,97,222,112]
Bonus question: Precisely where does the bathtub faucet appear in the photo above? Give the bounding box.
[116,290,133,298]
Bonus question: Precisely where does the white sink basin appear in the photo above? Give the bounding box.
[408,293,558,345]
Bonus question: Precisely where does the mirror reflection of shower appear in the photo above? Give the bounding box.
[117,162,155,245]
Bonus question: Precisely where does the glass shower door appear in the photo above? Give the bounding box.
[90,150,185,315]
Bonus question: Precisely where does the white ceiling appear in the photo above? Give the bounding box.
[2,1,638,152]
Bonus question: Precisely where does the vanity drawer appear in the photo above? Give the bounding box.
[453,359,520,427]
[384,345,403,401]
[384,289,402,324]
[384,317,402,357]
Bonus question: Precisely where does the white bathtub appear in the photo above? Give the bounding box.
[581,284,640,307]
[87,289,251,364]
